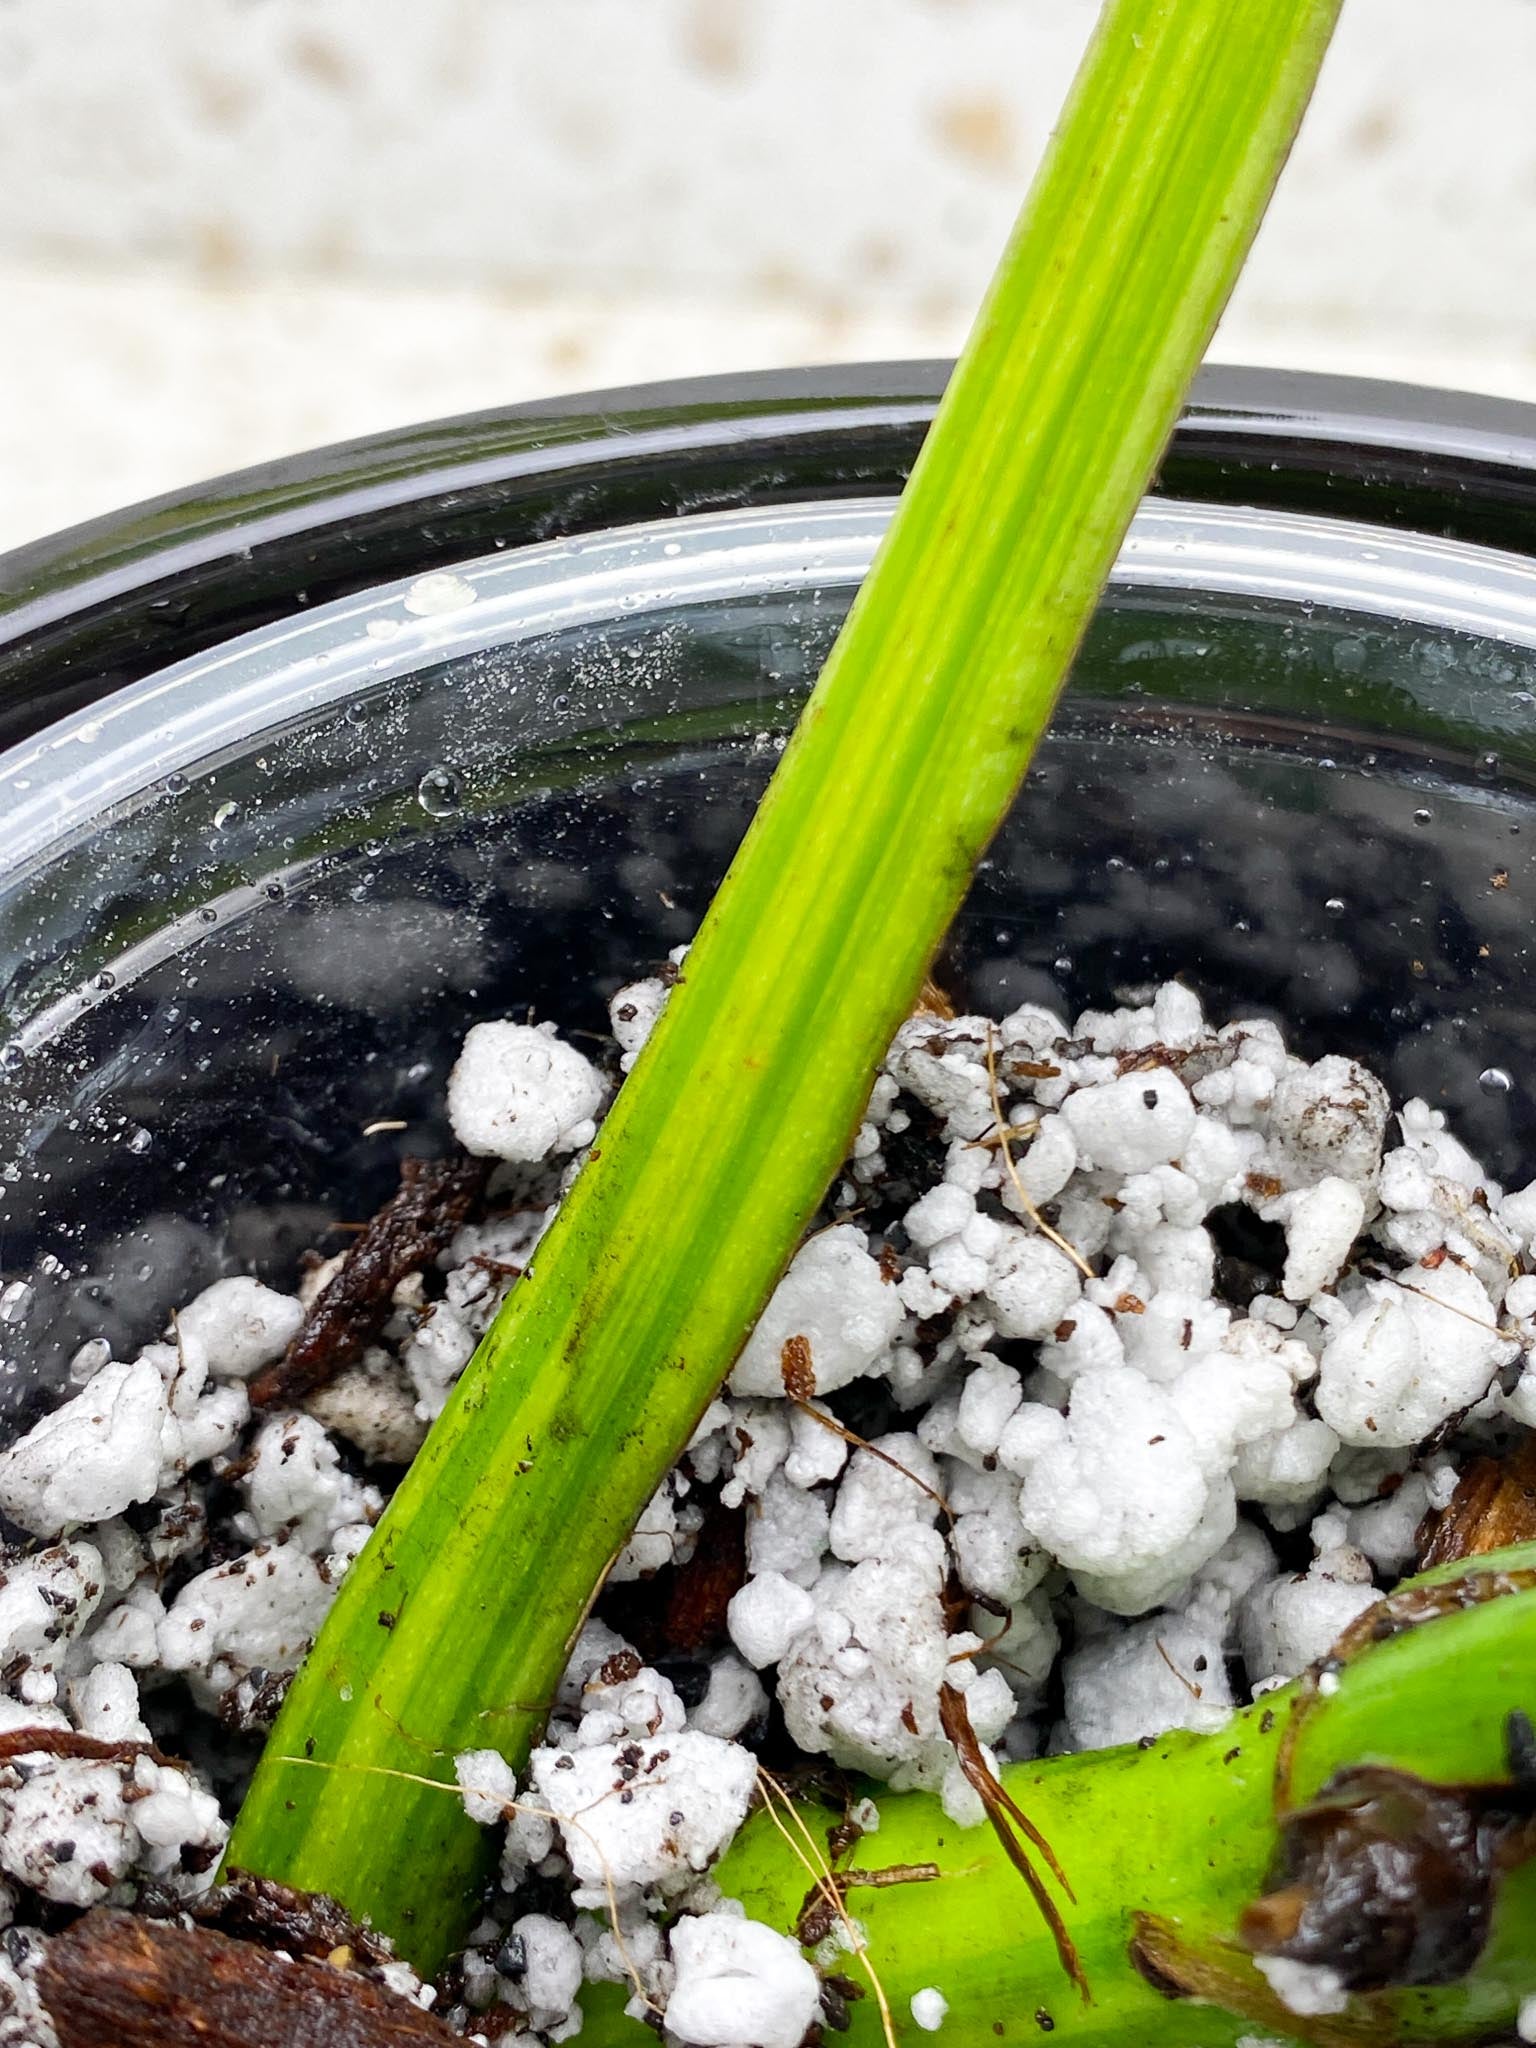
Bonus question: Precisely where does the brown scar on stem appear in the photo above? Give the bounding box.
[938,1683,1089,2002]
[1273,1563,1536,1812]
[1241,1749,1536,1999]
[1128,1913,1393,2047]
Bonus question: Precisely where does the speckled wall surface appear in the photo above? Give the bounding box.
[1,0,1533,548]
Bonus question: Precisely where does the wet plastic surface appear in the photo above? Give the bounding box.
[3,373,1536,1431]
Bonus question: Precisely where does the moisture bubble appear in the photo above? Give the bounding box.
[417,767,463,817]
[403,572,476,617]
[1479,1067,1513,1096]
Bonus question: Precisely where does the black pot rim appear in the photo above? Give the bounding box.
[4,360,1536,757]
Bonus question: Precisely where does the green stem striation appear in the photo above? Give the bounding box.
[228,0,1342,1969]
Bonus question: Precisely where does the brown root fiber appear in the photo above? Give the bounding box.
[937,1682,1088,2002]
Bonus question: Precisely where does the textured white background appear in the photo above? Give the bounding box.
[2,0,1534,550]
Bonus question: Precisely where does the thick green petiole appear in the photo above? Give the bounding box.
[228,0,1343,1968]
[584,1548,1536,2047]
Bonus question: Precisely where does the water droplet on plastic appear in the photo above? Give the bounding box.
[1413,807,1432,825]
[0,1045,25,1074]
[264,881,285,902]
[197,906,218,926]
[93,970,116,992]
[69,1338,110,1384]
[0,1281,33,1326]
[403,572,476,618]
[164,772,188,797]
[416,767,463,817]
[1324,897,1345,916]
[125,1126,154,1156]
[1479,1067,1513,1095]
[213,801,239,830]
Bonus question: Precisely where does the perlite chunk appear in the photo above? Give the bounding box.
[529,1731,757,1905]
[447,1018,607,1161]
[666,1912,820,2048]
[730,1225,903,1398]
[1314,1257,1514,1447]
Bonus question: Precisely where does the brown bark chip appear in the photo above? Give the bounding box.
[663,1499,748,1653]
[1417,1435,1536,1569]
[39,1908,463,2047]
[252,1155,490,1409]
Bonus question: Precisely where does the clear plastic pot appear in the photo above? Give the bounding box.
[2,364,1536,1423]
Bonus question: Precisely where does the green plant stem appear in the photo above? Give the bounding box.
[228,0,1343,1969]
[584,1549,1536,2046]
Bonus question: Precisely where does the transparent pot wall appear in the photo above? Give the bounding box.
[3,497,1536,1416]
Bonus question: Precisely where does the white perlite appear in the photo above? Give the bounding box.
[1254,1955,1350,2017]
[911,1987,950,2032]
[665,1912,821,2048]
[0,1360,169,1537]
[447,1018,607,1161]
[730,1226,904,1398]
[529,1731,757,1906]
[173,1276,304,1378]
[1,972,1530,2042]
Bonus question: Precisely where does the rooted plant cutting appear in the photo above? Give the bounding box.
[6,1,1536,2045]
